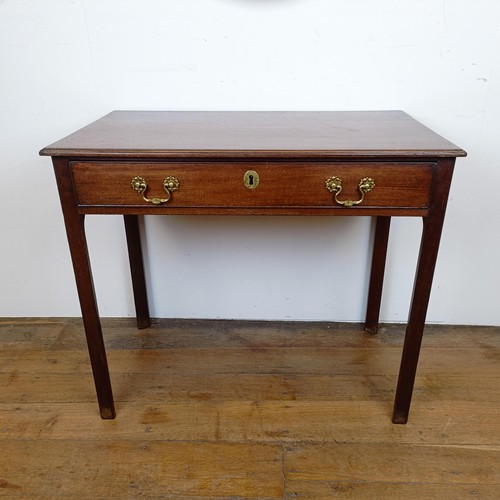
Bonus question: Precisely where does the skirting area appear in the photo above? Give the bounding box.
[0,318,499,498]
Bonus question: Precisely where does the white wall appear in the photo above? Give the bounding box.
[1,0,499,325]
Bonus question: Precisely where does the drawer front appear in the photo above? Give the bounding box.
[71,161,434,209]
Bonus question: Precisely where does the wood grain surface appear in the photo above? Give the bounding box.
[40,111,466,158]
[71,161,433,210]
[0,318,498,498]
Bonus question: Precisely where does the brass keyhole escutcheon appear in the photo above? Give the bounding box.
[243,170,260,190]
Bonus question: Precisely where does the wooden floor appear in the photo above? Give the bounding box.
[0,318,499,499]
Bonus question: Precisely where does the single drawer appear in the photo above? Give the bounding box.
[71,161,434,209]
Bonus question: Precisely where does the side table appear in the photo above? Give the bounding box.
[40,110,466,423]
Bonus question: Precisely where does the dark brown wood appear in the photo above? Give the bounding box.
[392,159,456,424]
[123,215,151,329]
[365,216,391,334]
[52,158,115,419]
[41,111,466,423]
[70,161,433,212]
[39,110,466,159]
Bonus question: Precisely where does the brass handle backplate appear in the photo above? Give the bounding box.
[325,176,375,207]
[131,176,180,205]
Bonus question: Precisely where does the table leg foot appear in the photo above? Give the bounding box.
[99,406,116,420]
[392,409,409,424]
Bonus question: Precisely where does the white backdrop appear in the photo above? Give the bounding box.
[1,0,499,325]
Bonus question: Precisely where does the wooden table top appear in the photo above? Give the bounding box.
[40,110,466,159]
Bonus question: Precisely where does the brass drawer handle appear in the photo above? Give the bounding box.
[131,176,179,205]
[325,176,375,207]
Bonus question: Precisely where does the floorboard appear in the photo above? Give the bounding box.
[0,318,498,498]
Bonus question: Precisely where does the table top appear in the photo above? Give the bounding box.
[40,110,466,159]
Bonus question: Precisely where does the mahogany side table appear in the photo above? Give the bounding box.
[40,110,466,423]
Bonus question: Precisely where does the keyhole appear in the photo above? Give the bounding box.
[244,170,259,189]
